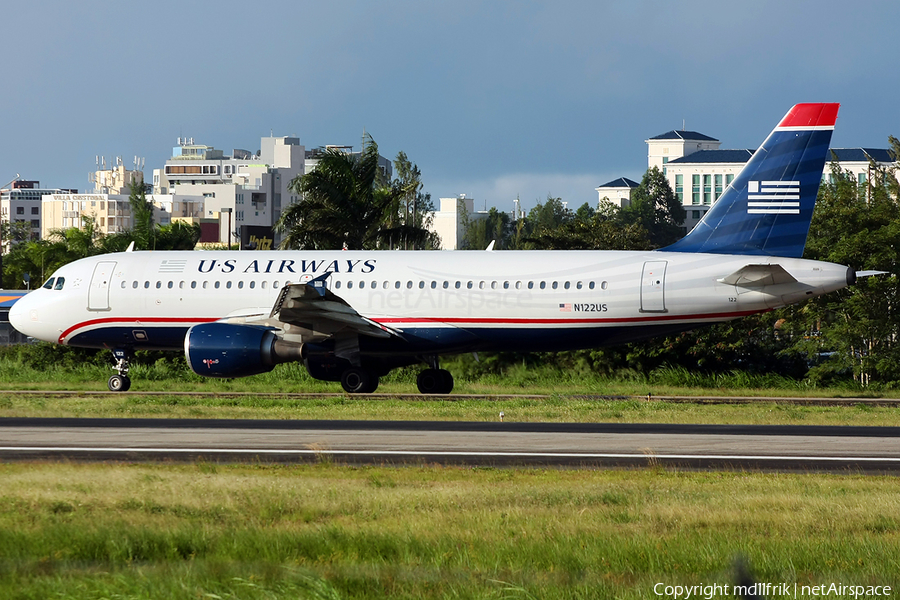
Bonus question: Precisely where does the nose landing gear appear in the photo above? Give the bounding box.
[108,349,132,392]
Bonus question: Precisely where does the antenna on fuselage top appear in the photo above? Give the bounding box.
[126,241,135,252]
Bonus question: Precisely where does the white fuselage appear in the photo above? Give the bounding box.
[9,249,852,354]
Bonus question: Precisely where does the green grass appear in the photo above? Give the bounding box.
[2,390,900,425]
[1,463,899,599]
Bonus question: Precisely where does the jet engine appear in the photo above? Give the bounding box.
[184,322,303,378]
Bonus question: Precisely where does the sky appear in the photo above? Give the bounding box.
[2,0,899,213]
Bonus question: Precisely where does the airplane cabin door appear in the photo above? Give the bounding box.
[640,260,667,313]
[88,261,116,311]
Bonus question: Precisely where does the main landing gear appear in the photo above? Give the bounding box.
[340,367,379,394]
[108,349,132,392]
[416,356,454,394]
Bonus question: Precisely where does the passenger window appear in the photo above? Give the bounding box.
[394,281,400,289]
[442,281,449,289]
[479,281,485,289]
[467,281,473,289]
[418,281,425,289]
[347,281,353,289]
[144,281,150,289]
[491,281,498,290]
[539,282,546,289]
[202,281,208,289]
[528,281,534,289]
[226,281,233,289]
[215,281,221,289]
[121,281,127,289]
[249,281,256,289]
[167,281,174,289]
[333,281,340,289]
[564,281,570,290]
[370,281,377,289]
[407,281,413,289]
[515,281,522,289]
[601,281,609,290]
[261,281,267,289]
[54,277,65,290]
[552,282,558,289]
[42,278,55,290]
[133,281,138,289]
[238,281,244,289]
[383,281,389,289]
[156,281,162,289]
[589,281,595,290]
[454,281,461,289]
[191,281,197,289]
[576,281,583,290]
[431,281,437,289]
[179,281,185,289]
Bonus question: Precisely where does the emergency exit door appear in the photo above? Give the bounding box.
[88,261,116,311]
[640,260,667,313]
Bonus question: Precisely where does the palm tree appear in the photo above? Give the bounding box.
[275,135,435,250]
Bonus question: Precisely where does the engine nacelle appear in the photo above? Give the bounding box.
[184,322,303,378]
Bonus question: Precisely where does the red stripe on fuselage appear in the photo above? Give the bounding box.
[58,317,218,345]
[59,308,768,345]
[376,309,765,326]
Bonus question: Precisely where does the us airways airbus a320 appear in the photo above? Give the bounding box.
[10,103,856,394]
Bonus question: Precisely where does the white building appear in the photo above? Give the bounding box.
[153,136,305,245]
[1,181,77,249]
[431,194,489,250]
[594,177,639,208]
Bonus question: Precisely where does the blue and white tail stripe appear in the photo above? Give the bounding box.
[663,103,839,258]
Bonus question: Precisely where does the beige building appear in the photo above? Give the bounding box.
[40,192,205,239]
[430,195,492,250]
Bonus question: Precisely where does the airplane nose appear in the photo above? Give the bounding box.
[8,293,34,336]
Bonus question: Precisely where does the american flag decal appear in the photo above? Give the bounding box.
[746,180,800,215]
[158,259,187,273]
[559,303,572,312]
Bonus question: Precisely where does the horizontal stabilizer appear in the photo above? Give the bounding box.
[856,270,889,278]
[718,264,797,287]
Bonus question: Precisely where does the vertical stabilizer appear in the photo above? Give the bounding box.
[662,103,839,257]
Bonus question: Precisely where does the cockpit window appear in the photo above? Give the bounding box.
[42,278,56,290]
[54,277,66,290]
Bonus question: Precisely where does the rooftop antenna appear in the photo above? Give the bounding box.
[682,119,686,130]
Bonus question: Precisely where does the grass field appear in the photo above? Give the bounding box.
[2,390,900,427]
[2,463,900,599]
[3,347,900,598]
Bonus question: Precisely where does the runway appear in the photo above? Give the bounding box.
[3,417,900,472]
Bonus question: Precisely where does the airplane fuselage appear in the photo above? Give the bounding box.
[15,249,853,356]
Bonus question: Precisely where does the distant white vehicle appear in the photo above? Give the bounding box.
[10,104,854,394]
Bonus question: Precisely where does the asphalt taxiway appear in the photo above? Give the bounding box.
[2,417,900,472]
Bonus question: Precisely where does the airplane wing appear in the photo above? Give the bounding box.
[718,264,797,287]
[267,273,395,341]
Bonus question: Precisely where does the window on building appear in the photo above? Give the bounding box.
[31,207,38,215]
[703,175,712,205]
[16,207,23,215]
[675,174,683,203]
[714,174,723,201]
[726,174,734,187]
[692,175,701,205]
